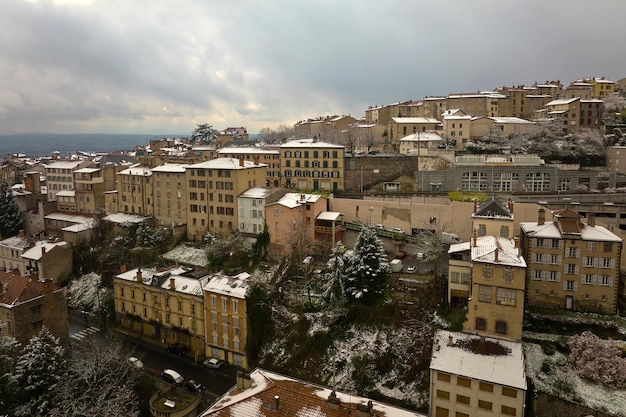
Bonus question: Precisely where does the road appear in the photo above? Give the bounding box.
[68,312,237,404]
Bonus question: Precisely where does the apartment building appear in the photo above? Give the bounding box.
[116,165,153,216]
[203,272,250,368]
[430,330,526,417]
[580,77,616,97]
[469,117,535,140]
[520,208,622,314]
[0,231,35,275]
[387,117,441,143]
[45,159,92,201]
[186,157,267,241]
[448,241,472,306]
[541,97,581,134]
[74,167,104,214]
[579,98,604,130]
[21,240,73,284]
[238,187,287,236]
[471,196,515,238]
[0,274,69,345]
[152,163,187,228]
[279,138,345,192]
[446,92,507,118]
[218,148,280,187]
[442,111,472,147]
[114,266,208,361]
[463,235,527,342]
[398,131,444,156]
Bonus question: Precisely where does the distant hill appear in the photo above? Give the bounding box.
[0,133,179,157]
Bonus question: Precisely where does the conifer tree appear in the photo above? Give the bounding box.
[344,227,389,304]
[0,181,24,238]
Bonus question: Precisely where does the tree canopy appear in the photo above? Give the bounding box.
[0,181,24,238]
[191,123,219,145]
[343,227,389,305]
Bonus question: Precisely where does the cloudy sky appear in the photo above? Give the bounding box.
[2,0,626,135]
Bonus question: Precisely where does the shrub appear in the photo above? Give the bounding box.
[568,331,626,388]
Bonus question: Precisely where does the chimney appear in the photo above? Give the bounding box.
[236,371,252,390]
[356,400,374,417]
[120,264,127,273]
[253,155,259,166]
[313,135,318,143]
[587,213,596,227]
[508,197,514,214]
[136,268,142,282]
[169,277,176,290]
[41,246,46,256]
[448,335,454,346]
[326,391,340,410]
[473,199,477,213]
[239,157,245,167]
[494,248,499,262]
[18,230,25,238]
[300,194,305,202]
[274,395,280,411]
[538,208,545,225]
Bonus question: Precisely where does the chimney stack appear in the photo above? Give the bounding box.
[448,335,454,346]
[274,395,280,411]
[169,277,176,290]
[587,213,596,227]
[508,197,514,214]
[120,264,127,273]
[326,391,340,410]
[18,230,25,238]
[41,246,46,256]
[538,208,545,225]
[253,155,259,166]
[236,371,252,390]
[494,248,499,262]
[473,199,477,213]
[239,157,245,167]
[136,268,142,282]
[356,400,374,417]
[313,135,318,143]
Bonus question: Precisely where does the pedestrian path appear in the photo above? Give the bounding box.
[70,326,100,341]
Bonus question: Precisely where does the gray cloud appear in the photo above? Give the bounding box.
[1,0,625,135]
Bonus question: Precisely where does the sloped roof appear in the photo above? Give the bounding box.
[0,273,60,307]
[471,196,513,220]
[470,236,526,268]
[520,210,622,242]
[199,368,426,417]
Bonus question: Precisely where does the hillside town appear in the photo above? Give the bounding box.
[2,75,626,417]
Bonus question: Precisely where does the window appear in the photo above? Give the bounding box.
[587,241,596,252]
[603,242,613,252]
[483,266,492,280]
[496,288,516,306]
[455,413,469,417]
[601,258,614,269]
[584,257,595,267]
[504,268,513,282]
[532,270,543,280]
[436,390,450,400]
[478,400,492,411]
[478,285,491,302]
[456,394,470,404]
[582,274,595,285]
[502,387,518,398]
[500,225,509,238]
[475,317,486,330]
[477,224,486,236]
[437,372,450,382]
[533,253,544,264]
[547,271,560,282]
[495,321,507,334]
[548,254,560,265]
[479,382,493,392]
[566,247,578,258]
[435,407,449,417]
[564,280,577,291]
[566,264,577,274]
[599,275,612,286]
[501,405,517,416]
[457,377,471,388]
[535,238,544,247]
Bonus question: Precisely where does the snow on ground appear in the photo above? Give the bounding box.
[162,244,208,267]
[524,342,626,417]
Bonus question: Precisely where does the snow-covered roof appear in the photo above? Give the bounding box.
[448,241,471,254]
[117,165,152,176]
[55,190,75,197]
[218,148,279,155]
[116,266,208,296]
[280,139,344,149]
[546,98,579,106]
[430,330,527,390]
[44,212,93,224]
[200,368,427,417]
[317,211,342,221]
[491,117,534,124]
[399,132,443,142]
[0,234,34,250]
[162,244,209,268]
[103,213,148,224]
[470,236,526,268]
[151,163,187,173]
[391,117,440,124]
[520,215,622,242]
[45,160,86,169]
[239,187,275,199]
[62,221,97,233]
[203,272,251,299]
[74,167,100,174]
[22,240,68,260]
[188,157,267,170]
[270,193,323,209]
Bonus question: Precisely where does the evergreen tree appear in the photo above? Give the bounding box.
[322,245,347,303]
[14,327,66,416]
[0,181,24,238]
[0,336,21,414]
[344,227,389,305]
[191,123,219,145]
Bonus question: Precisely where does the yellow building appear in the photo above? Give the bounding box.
[584,77,616,97]
[387,117,441,145]
[152,163,187,228]
[185,157,267,241]
[45,159,92,201]
[279,138,344,192]
[116,164,153,216]
[74,167,104,214]
[520,208,622,314]
[430,330,526,417]
[448,242,472,307]
[541,97,580,134]
[203,272,250,368]
[463,235,527,342]
[446,92,506,119]
[442,111,472,147]
[471,196,515,238]
[218,148,280,187]
[114,266,207,362]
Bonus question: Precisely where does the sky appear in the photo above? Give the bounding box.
[1,0,626,136]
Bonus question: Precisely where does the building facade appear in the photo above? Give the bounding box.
[116,165,153,216]
[152,163,188,228]
[45,159,92,201]
[279,138,345,192]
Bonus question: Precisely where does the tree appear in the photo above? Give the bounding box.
[322,245,347,304]
[343,227,389,304]
[13,327,66,416]
[603,93,626,115]
[191,123,219,145]
[246,283,273,365]
[0,181,24,238]
[206,230,253,272]
[0,336,21,414]
[568,331,626,388]
[252,223,270,261]
[48,335,141,416]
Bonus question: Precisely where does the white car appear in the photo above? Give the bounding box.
[129,356,143,369]
[407,266,417,273]
[391,227,405,234]
[203,357,223,369]
[161,368,184,385]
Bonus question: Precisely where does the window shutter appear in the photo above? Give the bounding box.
[540,271,545,280]
[573,282,578,291]
[559,240,563,249]
[563,281,567,290]
[583,257,587,265]
[610,259,615,269]
[557,272,561,282]
[592,275,597,285]
[609,277,614,286]
[576,248,580,258]
[593,258,599,268]
[575,265,579,274]
[558,255,562,265]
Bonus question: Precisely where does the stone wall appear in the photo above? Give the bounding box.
[532,391,615,417]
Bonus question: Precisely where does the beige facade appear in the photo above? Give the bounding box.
[117,165,153,216]
[430,331,526,417]
[114,267,207,362]
[579,99,604,130]
[541,97,580,134]
[280,138,344,192]
[365,104,393,125]
[186,157,267,241]
[345,123,387,152]
[442,114,472,147]
[74,167,104,214]
[446,93,506,118]
[387,117,441,145]
[22,241,73,284]
[203,272,249,368]
[218,148,280,188]
[520,209,622,314]
[152,164,187,228]
[606,146,626,176]
[45,159,92,201]
[0,231,35,275]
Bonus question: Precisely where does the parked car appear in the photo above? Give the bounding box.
[167,343,189,356]
[203,357,223,369]
[374,224,385,230]
[129,356,143,369]
[185,379,206,393]
[391,227,405,234]
[407,266,417,273]
[395,251,407,259]
[161,369,183,385]
[416,252,425,260]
